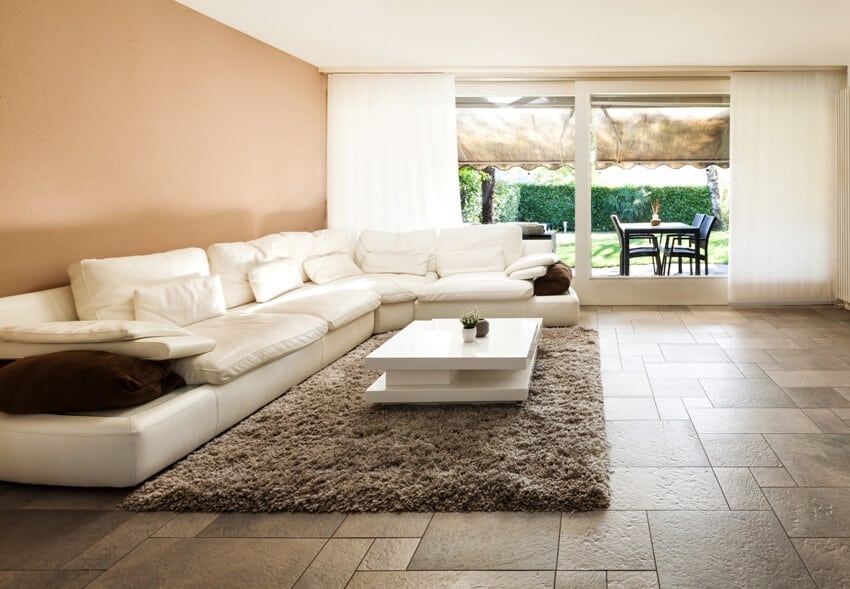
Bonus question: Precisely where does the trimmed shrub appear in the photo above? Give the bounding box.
[516,183,712,231]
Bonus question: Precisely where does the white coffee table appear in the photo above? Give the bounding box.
[364,318,542,404]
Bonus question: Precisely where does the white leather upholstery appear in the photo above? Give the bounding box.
[325,273,438,304]
[68,248,210,320]
[0,334,216,360]
[435,224,523,276]
[417,272,534,302]
[0,320,191,343]
[247,289,380,331]
[176,314,327,384]
[206,234,290,308]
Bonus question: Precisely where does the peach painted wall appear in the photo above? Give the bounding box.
[0,0,327,297]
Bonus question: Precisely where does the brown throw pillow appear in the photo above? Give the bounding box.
[533,261,573,296]
[0,351,185,414]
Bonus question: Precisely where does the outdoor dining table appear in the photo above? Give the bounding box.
[620,221,701,276]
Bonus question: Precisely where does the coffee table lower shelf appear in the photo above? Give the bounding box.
[365,355,536,404]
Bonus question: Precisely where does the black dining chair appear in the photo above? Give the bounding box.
[610,214,662,276]
[662,214,716,275]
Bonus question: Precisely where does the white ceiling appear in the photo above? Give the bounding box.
[177,0,850,71]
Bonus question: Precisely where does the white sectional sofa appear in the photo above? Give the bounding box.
[0,224,579,487]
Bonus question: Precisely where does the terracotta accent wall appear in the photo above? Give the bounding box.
[0,0,327,297]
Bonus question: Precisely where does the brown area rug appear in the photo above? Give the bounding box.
[121,326,609,512]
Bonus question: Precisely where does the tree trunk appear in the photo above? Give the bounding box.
[481,166,496,224]
[705,165,724,229]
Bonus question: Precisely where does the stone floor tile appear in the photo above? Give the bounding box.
[654,398,689,420]
[764,488,850,537]
[621,356,648,370]
[408,512,560,570]
[699,433,782,467]
[833,407,850,420]
[766,370,850,388]
[0,570,100,589]
[722,348,775,363]
[604,398,659,420]
[791,538,850,589]
[750,467,798,487]
[557,511,654,570]
[714,337,802,350]
[358,538,420,571]
[617,332,695,344]
[602,371,652,397]
[645,363,744,379]
[0,510,133,569]
[85,538,324,589]
[803,408,850,433]
[649,511,814,588]
[659,343,730,363]
[294,538,372,589]
[608,468,727,510]
[619,343,661,358]
[783,386,850,408]
[198,512,345,538]
[767,350,850,370]
[347,570,555,589]
[689,408,820,434]
[712,468,770,510]
[764,434,850,486]
[335,513,432,538]
[152,513,220,537]
[606,421,708,467]
[601,355,623,370]
[737,362,770,378]
[20,487,130,510]
[699,378,796,408]
[606,570,659,589]
[555,570,607,589]
[648,377,705,397]
[682,396,712,409]
[62,512,176,569]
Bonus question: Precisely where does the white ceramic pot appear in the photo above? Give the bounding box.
[462,327,476,342]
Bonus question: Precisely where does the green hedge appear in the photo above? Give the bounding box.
[516,183,712,231]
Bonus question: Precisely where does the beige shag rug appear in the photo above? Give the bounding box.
[121,326,609,513]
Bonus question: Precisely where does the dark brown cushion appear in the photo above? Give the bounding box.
[0,351,185,414]
[533,261,573,296]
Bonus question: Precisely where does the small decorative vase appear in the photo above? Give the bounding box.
[650,213,661,226]
[476,319,489,338]
[462,327,476,342]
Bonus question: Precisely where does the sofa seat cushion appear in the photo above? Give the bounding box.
[325,273,438,304]
[417,272,534,302]
[0,335,216,361]
[247,288,380,330]
[176,314,327,385]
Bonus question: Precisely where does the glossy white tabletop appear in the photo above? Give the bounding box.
[364,318,542,370]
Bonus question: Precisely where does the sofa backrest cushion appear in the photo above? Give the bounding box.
[248,259,303,303]
[206,234,290,308]
[303,253,363,285]
[133,275,227,326]
[68,248,210,320]
[435,224,523,277]
[355,229,437,275]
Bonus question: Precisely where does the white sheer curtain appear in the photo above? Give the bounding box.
[728,71,844,304]
[327,74,461,238]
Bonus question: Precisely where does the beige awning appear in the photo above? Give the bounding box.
[456,95,729,170]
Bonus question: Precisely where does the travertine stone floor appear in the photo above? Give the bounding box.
[1,305,850,588]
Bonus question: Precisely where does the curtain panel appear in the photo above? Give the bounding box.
[327,74,461,238]
[728,71,845,304]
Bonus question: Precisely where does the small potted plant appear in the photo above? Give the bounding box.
[459,307,480,342]
[650,197,662,226]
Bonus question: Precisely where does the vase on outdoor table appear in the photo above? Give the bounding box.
[462,327,476,342]
[650,213,661,226]
[476,319,490,338]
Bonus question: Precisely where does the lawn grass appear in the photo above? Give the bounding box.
[556,231,729,269]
